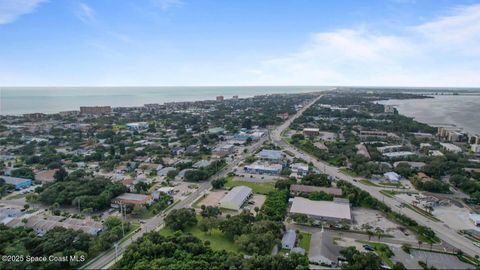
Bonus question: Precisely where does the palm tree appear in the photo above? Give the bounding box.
[375,227,384,240]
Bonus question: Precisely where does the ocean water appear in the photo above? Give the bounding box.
[379,95,480,134]
[0,86,331,115]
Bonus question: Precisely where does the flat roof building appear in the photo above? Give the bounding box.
[440,143,462,153]
[257,149,283,161]
[219,186,252,211]
[384,172,401,182]
[303,128,320,137]
[244,162,282,175]
[1,176,32,190]
[126,122,149,130]
[289,197,351,223]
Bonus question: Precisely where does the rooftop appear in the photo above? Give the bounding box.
[290,197,351,221]
[257,149,283,160]
[220,186,252,209]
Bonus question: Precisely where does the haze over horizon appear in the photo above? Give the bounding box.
[1,0,480,87]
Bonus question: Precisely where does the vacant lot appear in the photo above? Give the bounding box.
[194,190,227,208]
[225,178,276,194]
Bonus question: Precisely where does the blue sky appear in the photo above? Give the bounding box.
[0,0,479,86]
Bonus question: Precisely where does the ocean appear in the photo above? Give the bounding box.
[0,86,331,115]
[379,95,480,134]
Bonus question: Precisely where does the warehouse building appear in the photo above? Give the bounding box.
[289,197,351,223]
[219,186,252,211]
[256,149,284,162]
[1,176,32,190]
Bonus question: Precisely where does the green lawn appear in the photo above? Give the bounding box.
[159,220,239,253]
[298,232,311,254]
[225,178,276,195]
[358,240,394,267]
[402,203,440,222]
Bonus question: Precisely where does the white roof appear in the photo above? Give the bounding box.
[384,172,400,181]
[469,213,480,222]
[290,197,351,220]
[220,186,252,209]
[383,151,415,158]
[440,143,462,153]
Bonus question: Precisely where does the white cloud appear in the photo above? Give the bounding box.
[246,4,480,87]
[76,2,95,24]
[151,0,183,11]
[0,0,47,24]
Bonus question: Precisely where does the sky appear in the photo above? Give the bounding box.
[0,0,479,87]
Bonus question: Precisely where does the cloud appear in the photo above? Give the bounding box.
[0,0,47,24]
[76,2,95,24]
[151,0,183,11]
[246,4,480,87]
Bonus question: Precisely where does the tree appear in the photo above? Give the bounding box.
[11,167,35,180]
[165,208,197,231]
[54,167,68,182]
[392,262,407,270]
[211,177,227,189]
[308,191,334,201]
[198,217,218,235]
[200,205,221,218]
[374,227,384,240]
[132,205,147,217]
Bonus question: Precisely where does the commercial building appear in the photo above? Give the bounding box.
[219,186,252,211]
[281,229,296,250]
[383,151,415,158]
[1,176,32,190]
[244,162,282,175]
[359,130,388,139]
[34,169,58,183]
[256,149,283,162]
[5,215,103,236]
[111,193,153,206]
[216,96,224,101]
[80,106,112,115]
[208,127,225,135]
[303,128,320,137]
[291,163,309,176]
[289,197,351,223]
[377,145,404,154]
[126,122,149,130]
[289,184,343,197]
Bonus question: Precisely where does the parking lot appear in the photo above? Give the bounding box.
[194,190,226,208]
[351,208,417,241]
[391,246,473,270]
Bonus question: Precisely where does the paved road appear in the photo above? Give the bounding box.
[83,127,269,269]
[271,97,480,257]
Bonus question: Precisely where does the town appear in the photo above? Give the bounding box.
[1,89,479,269]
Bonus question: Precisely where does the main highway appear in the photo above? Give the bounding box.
[271,96,480,257]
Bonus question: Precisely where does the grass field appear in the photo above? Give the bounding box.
[298,232,311,254]
[160,226,239,253]
[402,203,440,222]
[225,177,276,194]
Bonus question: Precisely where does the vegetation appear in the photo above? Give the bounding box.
[258,190,289,221]
[307,191,334,201]
[340,246,383,270]
[118,232,309,269]
[37,178,126,211]
[225,178,276,194]
[184,160,226,182]
[165,208,197,231]
[211,177,227,189]
[300,173,331,187]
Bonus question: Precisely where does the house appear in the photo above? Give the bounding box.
[208,127,225,135]
[193,160,212,168]
[289,185,343,197]
[256,149,283,162]
[393,161,426,170]
[1,176,32,190]
[219,186,252,211]
[471,144,480,157]
[281,229,296,250]
[111,193,153,206]
[289,197,351,223]
[5,215,103,236]
[384,172,401,182]
[158,167,176,177]
[244,162,282,175]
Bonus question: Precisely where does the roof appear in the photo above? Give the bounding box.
[290,197,351,220]
[114,193,152,202]
[384,172,400,181]
[469,213,480,222]
[244,162,282,171]
[220,186,252,209]
[281,229,296,248]
[290,184,342,196]
[257,149,283,160]
[1,176,32,185]
[35,169,58,182]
